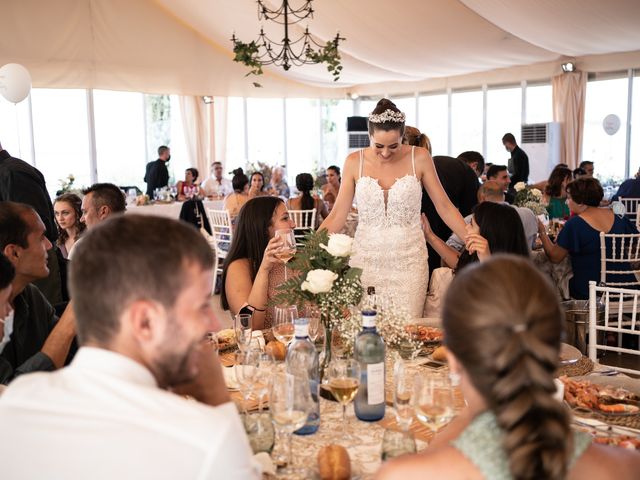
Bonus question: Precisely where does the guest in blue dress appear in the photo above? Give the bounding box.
[539,177,638,299]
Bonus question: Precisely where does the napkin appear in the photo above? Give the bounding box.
[252,452,276,476]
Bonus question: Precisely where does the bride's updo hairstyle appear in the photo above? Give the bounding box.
[442,255,571,480]
[368,98,405,135]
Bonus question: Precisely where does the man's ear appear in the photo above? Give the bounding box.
[97,205,111,221]
[3,243,21,263]
[124,300,165,343]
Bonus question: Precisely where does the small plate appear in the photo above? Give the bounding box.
[559,343,581,365]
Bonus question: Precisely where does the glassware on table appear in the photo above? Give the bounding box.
[393,358,414,432]
[306,305,322,343]
[235,350,260,414]
[242,411,275,454]
[274,228,296,280]
[234,313,253,353]
[330,325,347,360]
[381,429,417,460]
[273,305,298,349]
[327,359,360,424]
[269,372,312,475]
[254,352,275,412]
[413,371,455,433]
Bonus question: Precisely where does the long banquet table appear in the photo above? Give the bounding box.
[126,199,225,218]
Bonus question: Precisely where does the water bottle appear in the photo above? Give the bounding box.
[354,309,385,421]
[286,318,320,434]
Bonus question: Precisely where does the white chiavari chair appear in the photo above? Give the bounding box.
[207,209,233,288]
[618,197,640,227]
[287,208,317,247]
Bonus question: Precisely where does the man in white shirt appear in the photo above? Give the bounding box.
[0,215,257,479]
[202,161,233,198]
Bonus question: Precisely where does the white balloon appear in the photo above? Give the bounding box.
[0,63,32,104]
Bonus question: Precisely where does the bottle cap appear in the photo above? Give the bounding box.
[367,286,376,295]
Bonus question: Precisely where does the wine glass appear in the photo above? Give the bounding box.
[273,305,297,350]
[306,305,322,344]
[270,372,312,475]
[327,359,360,425]
[234,313,253,353]
[235,350,260,414]
[274,229,296,280]
[330,325,347,360]
[413,372,455,433]
[254,352,275,412]
[393,358,414,432]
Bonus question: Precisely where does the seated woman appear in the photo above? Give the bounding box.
[221,196,296,330]
[287,173,328,229]
[248,171,268,198]
[376,255,640,480]
[321,165,341,212]
[54,193,85,259]
[223,168,250,225]
[176,168,204,201]
[544,166,572,219]
[422,201,529,271]
[539,177,638,299]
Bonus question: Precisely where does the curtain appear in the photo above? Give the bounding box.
[179,96,209,177]
[552,72,587,169]
[212,97,229,175]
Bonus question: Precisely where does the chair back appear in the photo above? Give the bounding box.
[207,209,233,280]
[288,208,317,246]
[618,197,640,226]
[599,232,640,287]
[588,281,640,375]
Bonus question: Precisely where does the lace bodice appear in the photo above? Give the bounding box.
[354,148,422,229]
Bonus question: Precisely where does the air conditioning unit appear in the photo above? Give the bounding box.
[521,122,561,183]
[347,116,369,153]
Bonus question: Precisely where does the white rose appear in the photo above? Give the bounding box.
[301,269,338,294]
[320,233,353,257]
[514,182,526,192]
[531,188,542,198]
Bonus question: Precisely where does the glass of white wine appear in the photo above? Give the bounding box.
[270,372,311,475]
[234,313,253,353]
[413,372,454,434]
[327,359,360,425]
[273,305,297,350]
[274,228,296,280]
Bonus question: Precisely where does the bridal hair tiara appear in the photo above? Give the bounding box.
[368,109,406,124]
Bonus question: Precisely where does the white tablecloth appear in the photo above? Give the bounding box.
[126,200,225,219]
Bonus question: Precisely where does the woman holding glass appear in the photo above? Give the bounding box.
[176,168,204,201]
[221,196,296,330]
[376,256,640,480]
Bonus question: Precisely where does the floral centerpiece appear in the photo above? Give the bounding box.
[513,181,547,216]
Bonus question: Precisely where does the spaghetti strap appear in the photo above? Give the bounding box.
[359,149,365,179]
[411,146,416,176]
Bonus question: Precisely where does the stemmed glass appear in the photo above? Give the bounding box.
[413,372,455,433]
[254,352,275,412]
[327,359,360,425]
[234,313,253,353]
[274,229,296,281]
[235,350,260,414]
[273,305,297,350]
[393,358,414,432]
[306,305,322,345]
[270,372,312,475]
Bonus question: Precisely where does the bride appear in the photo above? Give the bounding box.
[320,99,468,317]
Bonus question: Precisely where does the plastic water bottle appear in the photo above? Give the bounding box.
[286,318,320,434]
[354,309,385,421]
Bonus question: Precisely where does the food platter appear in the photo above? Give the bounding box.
[215,328,237,351]
[572,417,640,450]
[561,375,640,417]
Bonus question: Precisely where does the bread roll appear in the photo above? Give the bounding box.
[318,444,350,480]
[265,340,286,361]
[432,345,448,362]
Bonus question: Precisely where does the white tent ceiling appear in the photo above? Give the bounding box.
[1,0,640,97]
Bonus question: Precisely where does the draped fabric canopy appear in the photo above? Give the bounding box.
[1,0,639,97]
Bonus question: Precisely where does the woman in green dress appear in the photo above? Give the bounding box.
[544,166,573,219]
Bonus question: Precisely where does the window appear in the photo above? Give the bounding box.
[321,99,352,167]
[582,77,629,184]
[0,96,32,165]
[486,86,522,164]
[525,83,552,124]
[630,73,640,176]
[225,97,246,173]
[286,99,320,181]
[168,95,190,185]
[418,93,448,155]
[246,98,284,169]
[358,99,377,117]
[30,88,91,197]
[93,90,146,191]
[451,90,483,157]
[390,96,416,126]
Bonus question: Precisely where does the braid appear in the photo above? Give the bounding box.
[443,255,571,480]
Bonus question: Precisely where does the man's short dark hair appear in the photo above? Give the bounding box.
[0,202,37,250]
[486,164,508,179]
[82,183,126,213]
[70,215,214,346]
[566,178,604,207]
[0,252,15,290]
[157,145,169,156]
[579,161,594,169]
[502,133,516,144]
[458,151,485,175]
[212,161,222,167]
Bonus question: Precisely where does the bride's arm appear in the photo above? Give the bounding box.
[319,154,357,233]
[417,149,468,241]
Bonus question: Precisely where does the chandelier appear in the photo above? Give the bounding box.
[231,0,345,82]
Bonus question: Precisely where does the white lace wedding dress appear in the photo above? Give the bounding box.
[350,148,428,317]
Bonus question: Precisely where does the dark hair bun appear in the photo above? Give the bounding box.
[232,168,244,176]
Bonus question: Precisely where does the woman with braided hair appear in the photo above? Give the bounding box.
[376,255,640,480]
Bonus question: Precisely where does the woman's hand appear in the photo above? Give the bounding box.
[421,213,434,241]
[259,235,284,272]
[537,218,547,237]
[465,232,490,261]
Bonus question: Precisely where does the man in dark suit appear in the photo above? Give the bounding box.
[421,155,479,273]
[144,145,171,197]
[0,141,62,305]
[502,132,529,185]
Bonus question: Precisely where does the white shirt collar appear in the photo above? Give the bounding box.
[71,346,158,388]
